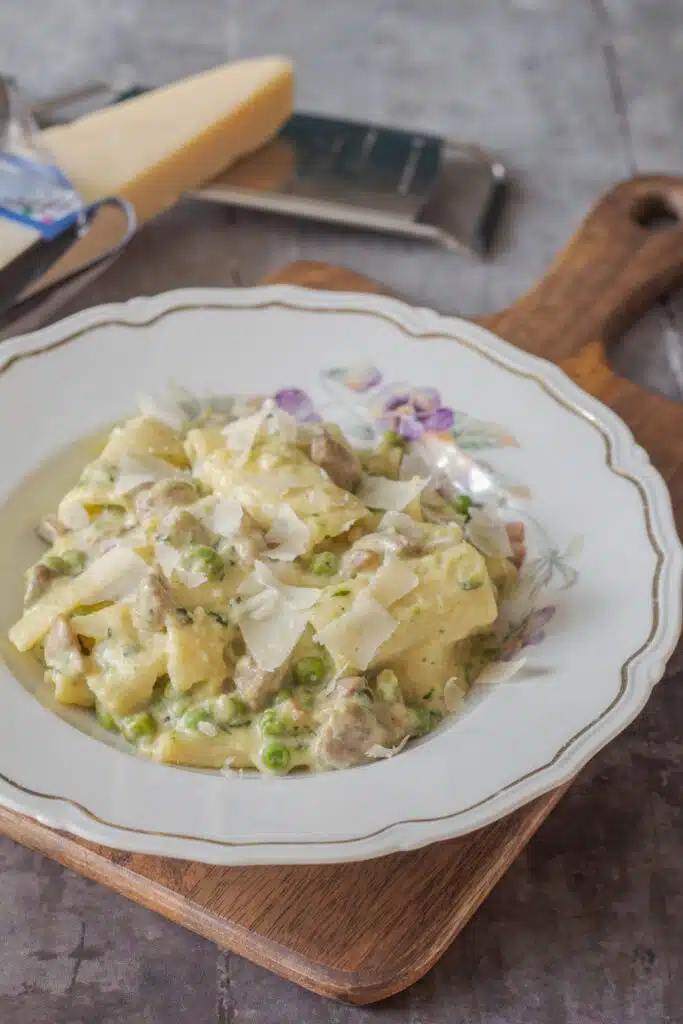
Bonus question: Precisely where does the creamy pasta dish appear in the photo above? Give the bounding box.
[9,396,519,774]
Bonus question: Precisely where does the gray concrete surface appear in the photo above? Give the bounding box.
[1,1,683,1021]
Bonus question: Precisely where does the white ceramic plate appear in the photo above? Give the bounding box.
[0,287,680,865]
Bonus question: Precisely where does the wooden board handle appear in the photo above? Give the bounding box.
[478,175,683,537]
[481,174,683,361]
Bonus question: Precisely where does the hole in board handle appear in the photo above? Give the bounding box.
[631,193,681,231]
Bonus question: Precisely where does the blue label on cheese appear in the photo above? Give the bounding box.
[0,152,84,240]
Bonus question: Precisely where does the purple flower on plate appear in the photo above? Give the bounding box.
[522,605,556,646]
[374,385,455,440]
[501,606,556,661]
[274,388,321,423]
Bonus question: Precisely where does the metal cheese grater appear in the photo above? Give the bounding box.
[34,85,508,258]
[192,112,507,257]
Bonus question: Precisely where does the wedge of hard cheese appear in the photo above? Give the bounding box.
[20,56,294,298]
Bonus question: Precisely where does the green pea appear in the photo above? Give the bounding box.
[189,545,224,580]
[41,554,67,575]
[296,687,316,709]
[60,549,87,575]
[461,576,484,591]
[408,704,433,737]
[230,695,248,716]
[95,702,117,732]
[293,655,326,687]
[214,693,250,726]
[182,707,212,731]
[376,670,401,703]
[169,697,191,719]
[121,711,156,743]
[379,430,405,449]
[260,708,287,736]
[453,494,473,517]
[309,551,339,576]
[261,742,291,774]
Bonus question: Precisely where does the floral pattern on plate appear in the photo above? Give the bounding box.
[272,363,582,675]
[318,364,520,449]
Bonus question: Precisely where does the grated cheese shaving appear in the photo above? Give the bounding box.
[265,504,310,561]
[154,542,207,589]
[465,507,513,558]
[314,594,397,670]
[224,399,299,464]
[251,561,320,610]
[254,468,306,497]
[154,542,180,578]
[378,511,426,546]
[418,434,499,503]
[239,602,313,672]
[114,454,188,496]
[177,568,209,589]
[356,473,428,511]
[197,720,219,737]
[59,500,89,531]
[232,560,320,671]
[234,587,279,622]
[221,399,297,465]
[368,557,418,607]
[399,446,432,482]
[222,401,272,463]
[137,392,187,431]
[91,550,149,603]
[271,407,298,445]
[200,498,243,538]
[366,735,411,759]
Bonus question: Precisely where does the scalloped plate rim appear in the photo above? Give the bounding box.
[0,284,679,866]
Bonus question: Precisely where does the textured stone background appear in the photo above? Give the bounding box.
[1,1,683,1021]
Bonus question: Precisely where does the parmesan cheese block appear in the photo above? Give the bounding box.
[22,57,294,297]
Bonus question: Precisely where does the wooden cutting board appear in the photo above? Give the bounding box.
[3,174,683,1005]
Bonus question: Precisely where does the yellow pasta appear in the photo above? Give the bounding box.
[9,395,517,774]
